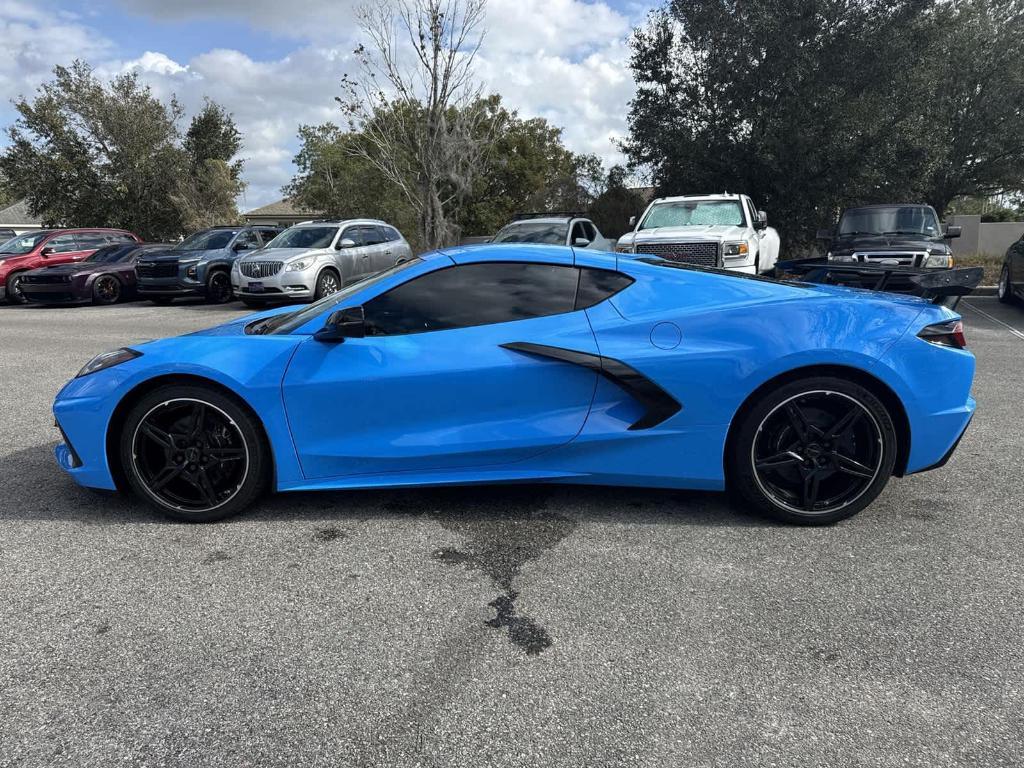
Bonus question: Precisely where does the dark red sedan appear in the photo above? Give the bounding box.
[0,228,141,304]
[20,243,168,305]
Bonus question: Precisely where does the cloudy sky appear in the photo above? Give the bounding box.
[0,0,651,210]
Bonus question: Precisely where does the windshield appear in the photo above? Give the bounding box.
[174,229,239,251]
[253,258,424,336]
[640,200,745,229]
[266,226,339,250]
[838,206,940,237]
[0,231,50,255]
[492,222,568,245]
[85,245,136,263]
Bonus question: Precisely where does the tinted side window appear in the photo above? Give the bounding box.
[385,227,402,242]
[108,232,137,243]
[46,234,80,253]
[342,227,366,246]
[574,268,634,309]
[77,233,109,249]
[364,262,579,336]
[258,228,280,244]
[234,230,261,250]
[364,226,387,246]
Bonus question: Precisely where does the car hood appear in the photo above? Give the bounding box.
[26,262,109,277]
[830,235,949,254]
[183,304,300,337]
[631,224,750,241]
[143,248,226,263]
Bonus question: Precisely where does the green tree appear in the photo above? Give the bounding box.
[589,166,647,238]
[174,101,245,230]
[624,0,943,244]
[0,61,187,239]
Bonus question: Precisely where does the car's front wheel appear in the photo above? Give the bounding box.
[5,272,27,304]
[206,270,234,304]
[998,265,1015,304]
[313,269,341,301]
[119,384,270,522]
[729,377,898,525]
[92,275,122,305]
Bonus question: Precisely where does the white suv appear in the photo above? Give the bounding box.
[232,219,412,307]
[616,193,780,274]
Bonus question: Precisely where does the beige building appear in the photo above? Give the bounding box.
[242,198,322,228]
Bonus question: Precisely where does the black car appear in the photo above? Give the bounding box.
[818,204,961,269]
[135,225,281,305]
[20,243,169,305]
[998,230,1024,305]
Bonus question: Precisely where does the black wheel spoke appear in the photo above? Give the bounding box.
[150,464,184,491]
[206,447,244,462]
[186,403,206,439]
[825,406,862,441]
[140,422,173,449]
[756,450,803,470]
[785,403,818,443]
[835,453,874,479]
[194,469,220,506]
[802,470,822,508]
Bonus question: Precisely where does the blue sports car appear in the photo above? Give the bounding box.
[53,245,975,525]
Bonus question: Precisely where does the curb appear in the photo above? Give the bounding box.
[972,286,997,296]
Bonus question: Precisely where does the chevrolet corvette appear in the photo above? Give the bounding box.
[53,244,976,525]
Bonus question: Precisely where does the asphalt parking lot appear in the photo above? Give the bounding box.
[1,296,1022,767]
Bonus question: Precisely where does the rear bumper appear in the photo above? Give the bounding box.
[911,412,972,474]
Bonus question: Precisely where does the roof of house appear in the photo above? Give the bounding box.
[0,199,43,226]
[243,198,319,218]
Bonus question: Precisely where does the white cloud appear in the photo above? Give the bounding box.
[0,0,638,209]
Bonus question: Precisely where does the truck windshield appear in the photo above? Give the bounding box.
[492,222,568,245]
[640,200,744,229]
[838,206,940,237]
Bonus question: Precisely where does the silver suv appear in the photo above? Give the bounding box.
[232,219,412,307]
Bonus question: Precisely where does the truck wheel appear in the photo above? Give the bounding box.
[206,270,234,304]
[92,275,122,305]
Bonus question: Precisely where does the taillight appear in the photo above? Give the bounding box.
[918,319,966,349]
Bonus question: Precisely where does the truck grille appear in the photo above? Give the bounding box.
[240,261,284,278]
[635,241,719,267]
[853,251,926,267]
[136,261,178,278]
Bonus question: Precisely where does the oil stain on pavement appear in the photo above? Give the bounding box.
[420,487,577,655]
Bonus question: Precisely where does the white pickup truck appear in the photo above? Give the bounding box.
[615,193,781,274]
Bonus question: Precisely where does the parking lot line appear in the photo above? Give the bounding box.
[960,300,1024,342]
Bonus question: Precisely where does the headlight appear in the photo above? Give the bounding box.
[76,348,142,378]
[287,259,312,271]
[186,266,198,279]
[924,251,952,268]
[723,242,749,258]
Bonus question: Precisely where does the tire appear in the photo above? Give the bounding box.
[205,269,234,304]
[997,265,1015,304]
[150,297,174,306]
[313,269,341,301]
[118,384,270,522]
[728,376,898,525]
[240,298,267,309]
[5,272,27,304]
[92,274,122,305]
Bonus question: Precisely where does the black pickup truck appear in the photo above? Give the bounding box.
[816,203,961,269]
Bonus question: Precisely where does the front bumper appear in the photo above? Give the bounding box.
[137,278,204,298]
[22,283,88,303]
[232,267,316,301]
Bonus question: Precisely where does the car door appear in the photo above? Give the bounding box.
[361,225,394,273]
[335,225,374,282]
[41,233,91,266]
[281,260,600,479]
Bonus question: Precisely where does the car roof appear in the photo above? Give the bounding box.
[292,219,391,227]
[651,193,743,203]
[842,203,933,210]
[502,217,575,225]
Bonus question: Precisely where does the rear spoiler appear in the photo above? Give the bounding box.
[775,258,983,308]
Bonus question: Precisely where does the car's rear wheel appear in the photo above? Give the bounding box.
[206,270,233,304]
[729,377,897,525]
[5,272,27,304]
[998,265,1015,304]
[313,269,340,301]
[119,384,270,522]
[92,275,122,305]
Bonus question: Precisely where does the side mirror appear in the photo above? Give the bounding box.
[336,238,357,250]
[314,306,365,343]
[40,246,54,257]
[628,215,637,228]
[944,225,962,239]
[754,211,768,230]
[234,241,252,251]
[573,237,591,247]
[816,228,834,241]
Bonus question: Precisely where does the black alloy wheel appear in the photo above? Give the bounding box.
[313,270,340,301]
[120,385,269,522]
[730,378,897,525]
[93,275,122,305]
[998,265,1014,304]
[206,270,233,304]
[6,273,27,304]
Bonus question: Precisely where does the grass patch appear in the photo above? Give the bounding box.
[954,252,1004,284]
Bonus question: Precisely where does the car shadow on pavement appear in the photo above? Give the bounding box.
[0,443,772,529]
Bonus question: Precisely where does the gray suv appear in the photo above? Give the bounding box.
[232,219,412,307]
